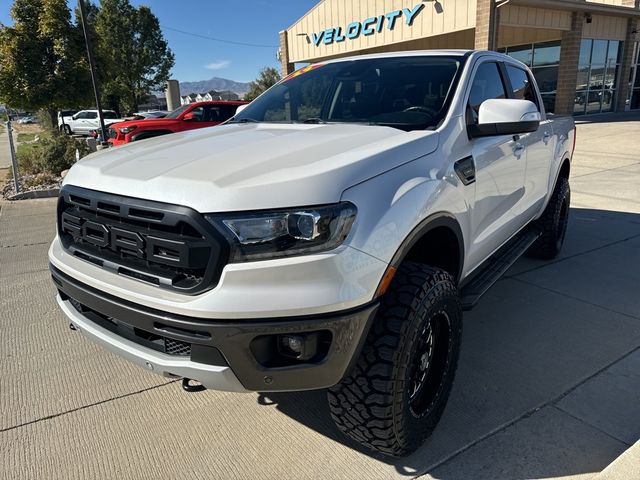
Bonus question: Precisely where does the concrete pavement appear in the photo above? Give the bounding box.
[1,114,639,479]
[0,123,12,170]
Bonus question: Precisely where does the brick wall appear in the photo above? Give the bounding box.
[555,13,584,115]
[475,0,498,50]
[279,31,295,77]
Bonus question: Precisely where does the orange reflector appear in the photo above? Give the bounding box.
[375,265,397,297]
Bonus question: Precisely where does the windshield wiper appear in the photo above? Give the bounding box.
[227,118,261,124]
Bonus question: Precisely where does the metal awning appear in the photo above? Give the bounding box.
[509,0,640,17]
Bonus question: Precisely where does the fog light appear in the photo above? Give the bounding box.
[278,333,319,361]
[284,335,303,353]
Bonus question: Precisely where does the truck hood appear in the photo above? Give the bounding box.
[64,123,439,212]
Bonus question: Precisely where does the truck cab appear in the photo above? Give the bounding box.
[49,50,574,457]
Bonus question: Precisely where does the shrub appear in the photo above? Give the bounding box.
[16,131,90,176]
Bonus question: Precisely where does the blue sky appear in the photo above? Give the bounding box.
[0,0,319,82]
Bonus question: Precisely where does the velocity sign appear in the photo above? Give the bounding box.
[311,4,425,47]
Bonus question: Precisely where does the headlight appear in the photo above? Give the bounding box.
[119,125,137,134]
[205,202,357,262]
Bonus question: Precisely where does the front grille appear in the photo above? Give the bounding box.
[108,128,117,139]
[57,185,229,295]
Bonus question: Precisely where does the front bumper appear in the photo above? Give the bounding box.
[51,265,378,392]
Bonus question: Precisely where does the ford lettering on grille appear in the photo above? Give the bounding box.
[61,212,189,267]
[56,186,228,294]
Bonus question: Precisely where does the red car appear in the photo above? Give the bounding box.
[107,101,247,146]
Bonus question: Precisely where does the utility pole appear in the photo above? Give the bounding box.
[78,0,109,147]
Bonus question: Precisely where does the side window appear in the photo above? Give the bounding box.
[506,65,539,110]
[189,107,204,121]
[86,112,98,119]
[219,105,237,120]
[467,62,507,124]
[75,112,88,119]
[203,106,222,121]
[103,111,118,119]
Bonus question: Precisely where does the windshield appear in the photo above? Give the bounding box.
[233,56,462,131]
[165,104,191,119]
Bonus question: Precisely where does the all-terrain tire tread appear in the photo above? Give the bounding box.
[327,262,461,456]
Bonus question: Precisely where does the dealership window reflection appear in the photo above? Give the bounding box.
[575,39,622,115]
[629,42,640,110]
[499,41,560,114]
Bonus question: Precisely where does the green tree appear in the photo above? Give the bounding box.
[245,67,281,101]
[0,0,92,127]
[94,0,174,114]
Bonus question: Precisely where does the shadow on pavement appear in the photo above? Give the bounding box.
[255,207,640,479]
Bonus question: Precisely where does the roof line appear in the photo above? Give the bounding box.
[510,0,640,17]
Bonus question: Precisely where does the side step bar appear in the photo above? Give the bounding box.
[460,227,541,310]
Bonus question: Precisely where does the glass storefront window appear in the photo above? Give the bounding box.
[503,41,561,113]
[575,91,587,115]
[591,40,608,65]
[579,40,593,65]
[532,66,559,94]
[607,41,621,64]
[575,39,623,115]
[602,90,615,112]
[630,42,640,110]
[589,65,606,89]
[533,42,561,67]
[577,65,590,91]
[506,45,533,67]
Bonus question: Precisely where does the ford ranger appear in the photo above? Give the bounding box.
[49,50,575,456]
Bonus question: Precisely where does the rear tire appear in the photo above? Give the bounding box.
[528,176,570,259]
[328,262,462,457]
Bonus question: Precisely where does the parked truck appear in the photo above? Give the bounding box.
[49,50,575,456]
[107,101,247,145]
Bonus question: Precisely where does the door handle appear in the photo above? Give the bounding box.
[543,132,551,145]
[513,143,525,157]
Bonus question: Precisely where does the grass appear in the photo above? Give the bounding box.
[17,132,37,142]
[16,142,40,157]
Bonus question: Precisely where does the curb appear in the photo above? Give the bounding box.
[6,188,60,201]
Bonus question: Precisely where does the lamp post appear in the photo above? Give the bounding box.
[78,0,109,147]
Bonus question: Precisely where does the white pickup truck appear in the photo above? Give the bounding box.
[49,50,575,456]
[61,109,122,135]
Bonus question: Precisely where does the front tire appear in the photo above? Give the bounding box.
[328,263,462,456]
[528,176,570,259]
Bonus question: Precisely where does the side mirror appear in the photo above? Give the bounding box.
[71,114,78,120]
[183,112,196,121]
[468,99,541,138]
[234,104,249,115]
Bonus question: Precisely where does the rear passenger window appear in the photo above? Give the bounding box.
[467,62,507,124]
[506,65,539,110]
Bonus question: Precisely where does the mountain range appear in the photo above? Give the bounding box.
[178,77,251,96]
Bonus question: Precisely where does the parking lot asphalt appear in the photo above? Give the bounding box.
[1,113,639,480]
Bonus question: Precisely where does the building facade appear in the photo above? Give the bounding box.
[279,0,640,115]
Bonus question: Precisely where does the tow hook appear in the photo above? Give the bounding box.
[182,378,206,393]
